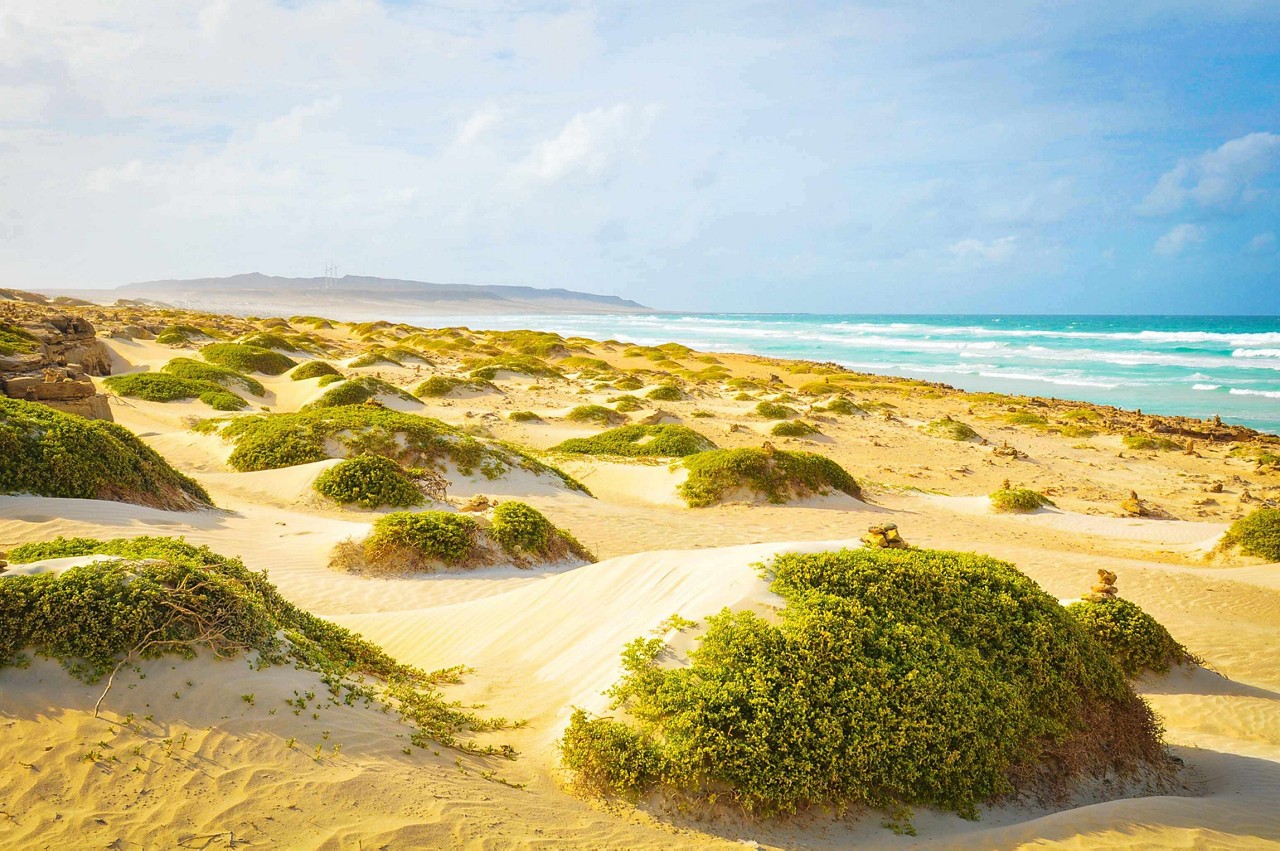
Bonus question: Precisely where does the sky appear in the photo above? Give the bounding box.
[1,1,1278,314]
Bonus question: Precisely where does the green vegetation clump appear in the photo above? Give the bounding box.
[413,376,497,398]
[201,343,296,376]
[1066,597,1196,677]
[613,376,644,391]
[1218,508,1280,562]
[989,487,1055,513]
[154,324,206,346]
[1058,425,1099,439]
[922,418,979,441]
[508,410,542,423]
[349,350,401,368]
[1062,409,1102,422]
[201,406,588,493]
[680,447,860,507]
[0,536,499,750]
[771,420,820,437]
[565,405,626,426]
[553,424,717,458]
[161,357,265,396]
[304,376,417,410]
[646,384,684,402]
[797,380,841,396]
[611,396,644,413]
[467,355,562,380]
[819,397,864,416]
[238,331,299,351]
[313,455,425,509]
[561,356,615,374]
[359,511,481,570]
[561,547,1164,820]
[1122,434,1182,452]
[489,501,593,562]
[0,323,39,357]
[755,400,797,420]
[290,360,342,381]
[104,373,247,411]
[0,398,212,510]
[1004,411,1048,426]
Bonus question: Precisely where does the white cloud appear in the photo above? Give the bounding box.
[516,103,662,183]
[1141,132,1280,214]
[948,235,1017,264]
[1154,223,1205,256]
[1248,231,1277,255]
[455,107,501,147]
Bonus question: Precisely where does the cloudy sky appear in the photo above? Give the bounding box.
[2,1,1278,313]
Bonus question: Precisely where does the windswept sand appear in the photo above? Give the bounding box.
[2,318,1280,848]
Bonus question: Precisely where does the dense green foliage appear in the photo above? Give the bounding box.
[553,424,717,458]
[238,331,300,351]
[1,536,500,749]
[645,384,684,402]
[820,397,864,416]
[290,360,342,381]
[200,343,296,375]
[1219,507,1280,561]
[0,322,39,357]
[611,396,643,413]
[154,324,206,346]
[362,512,480,568]
[613,376,644,391]
[679,447,861,507]
[1122,434,1182,452]
[989,488,1055,513]
[304,376,417,410]
[1004,411,1048,426]
[755,400,797,420]
[104,372,247,411]
[1066,597,1194,677]
[922,418,979,441]
[161,357,265,396]
[770,420,820,437]
[468,355,563,380]
[414,376,497,398]
[0,397,212,509]
[508,410,542,422]
[313,455,425,509]
[201,406,588,493]
[565,404,626,426]
[562,547,1163,819]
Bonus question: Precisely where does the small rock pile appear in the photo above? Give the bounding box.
[861,523,908,549]
[992,441,1024,459]
[1120,490,1148,517]
[459,495,492,512]
[1084,568,1118,602]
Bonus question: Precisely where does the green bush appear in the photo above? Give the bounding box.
[238,331,299,351]
[1004,411,1047,426]
[1066,597,1195,677]
[349,350,401,368]
[771,420,819,437]
[508,410,542,422]
[566,404,626,426]
[989,488,1055,513]
[553,424,717,458]
[201,343,296,375]
[467,355,562,380]
[646,384,684,402]
[161,357,265,396]
[1122,434,1182,452]
[0,323,39,357]
[562,547,1165,820]
[304,376,417,410]
[820,397,864,416]
[797,380,841,396]
[201,406,588,494]
[362,511,482,569]
[0,398,212,510]
[413,376,497,398]
[1219,508,1280,561]
[613,376,644,391]
[611,396,644,413]
[313,455,425,509]
[154,324,206,346]
[680,447,860,507]
[755,400,796,420]
[488,501,553,554]
[290,360,342,381]
[104,373,247,411]
[922,418,978,441]
[0,536,495,750]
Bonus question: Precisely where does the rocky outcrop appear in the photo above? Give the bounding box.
[0,312,113,420]
[861,523,908,549]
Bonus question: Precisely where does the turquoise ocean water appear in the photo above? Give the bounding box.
[414,314,1280,435]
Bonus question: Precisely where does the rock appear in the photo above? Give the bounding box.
[1,311,113,419]
[861,523,908,549]
[1208,482,1224,493]
[992,441,1024,458]
[458,495,492,512]
[1084,568,1118,602]
[1120,490,1147,517]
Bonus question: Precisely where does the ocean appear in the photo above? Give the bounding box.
[411,314,1280,435]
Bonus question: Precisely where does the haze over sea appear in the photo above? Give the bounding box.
[422,313,1280,435]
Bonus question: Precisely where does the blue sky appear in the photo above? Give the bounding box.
[1,1,1278,313]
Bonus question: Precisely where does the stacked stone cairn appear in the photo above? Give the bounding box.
[1084,568,1118,603]
[861,523,908,549]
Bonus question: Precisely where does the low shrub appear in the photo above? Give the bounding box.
[508,410,542,422]
[922,418,978,441]
[1122,434,1181,452]
[989,487,1055,513]
[755,400,797,420]
[362,512,481,568]
[467,355,562,380]
[680,447,860,507]
[646,384,684,402]
[1218,508,1280,561]
[1004,411,1048,427]
[820,397,864,416]
[161,357,265,396]
[0,398,213,510]
[566,405,626,426]
[553,424,717,458]
[304,376,417,410]
[771,420,820,438]
[489,501,592,561]
[154,324,206,346]
[104,373,247,411]
[201,343,296,375]
[611,396,644,413]
[0,323,39,357]
[562,547,1166,821]
[1066,597,1196,677]
[798,380,841,396]
[238,331,299,351]
[313,455,425,509]
[413,376,497,398]
[290,360,342,381]
[0,536,497,750]
[613,376,644,391]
